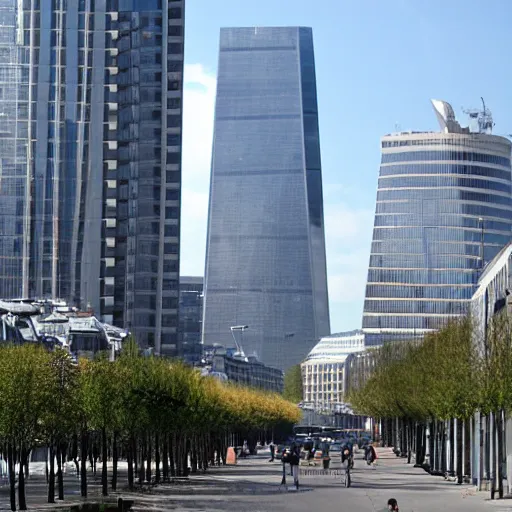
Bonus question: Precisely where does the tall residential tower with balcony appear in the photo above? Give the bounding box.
[363,100,512,345]
[105,0,185,355]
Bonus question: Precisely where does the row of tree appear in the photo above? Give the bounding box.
[348,314,512,497]
[0,342,301,511]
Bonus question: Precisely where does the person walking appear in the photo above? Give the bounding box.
[289,444,301,490]
[365,443,377,467]
[269,441,275,462]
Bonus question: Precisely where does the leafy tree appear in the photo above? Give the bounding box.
[283,364,303,403]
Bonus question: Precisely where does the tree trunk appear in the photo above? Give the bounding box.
[456,418,463,485]
[56,443,64,500]
[8,443,16,512]
[112,432,118,492]
[162,437,169,481]
[101,427,108,496]
[132,435,138,476]
[429,421,435,472]
[146,434,152,483]
[127,441,134,491]
[139,438,145,484]
[48,444,55,503]
[441,422,447,475]
[449,418,455,476]
[496,410,504,499]
[18,444,26,511]
[170,434,176,477]
[155,432,161,483]
[464,419,471,483]
[72,434,79,477]
[80,430,88,498]
[191,435,198,474]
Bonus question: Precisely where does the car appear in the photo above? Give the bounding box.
[329,442,342,454]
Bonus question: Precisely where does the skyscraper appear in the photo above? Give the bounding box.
[0,0,185,355]
[103,0,185,355]
[363,100,512,345]
[178,276,203,364]
[202,27,330,371]
[0,0,114,310]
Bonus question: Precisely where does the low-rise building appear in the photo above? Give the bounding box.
[201,346,284,393]
[301,330,365,412]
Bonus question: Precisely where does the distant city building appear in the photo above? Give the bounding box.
[202,27,330,371]
[0,299,128,361]
[178,276,203,364]
[363,99,512,346]
[102,1,186,355]
[301,331,365,411]
[202,351,284,393]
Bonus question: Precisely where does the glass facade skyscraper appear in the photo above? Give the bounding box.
[0,0,114,309]
[107,0,185,355]
[203,27,330,371]
[0,0,185,355]
[363,100,512,345]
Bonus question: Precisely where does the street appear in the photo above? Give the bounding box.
[0,448,511,511]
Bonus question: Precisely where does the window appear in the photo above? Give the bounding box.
[164,224,178,236]
[169,7,181,19]
[166,171,180,183]
[168,42,183,54]
[167,133,181,145]
[164,243,179,253]
[166,152,181,165]
[165,207,179,219]
[168,25,182,36]
[166,189,179,201]
[168,97,181,109]
[168,80,180,91]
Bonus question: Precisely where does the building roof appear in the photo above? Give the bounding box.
[301,330,365,365]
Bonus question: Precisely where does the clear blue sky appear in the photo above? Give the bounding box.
[180,0,512,334]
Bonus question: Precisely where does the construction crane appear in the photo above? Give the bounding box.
[463,97,494,134]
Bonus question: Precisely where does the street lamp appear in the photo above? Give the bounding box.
[230,325,249,360]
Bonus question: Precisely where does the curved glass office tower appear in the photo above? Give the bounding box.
[203,27,330,371]
[363,100,512,345]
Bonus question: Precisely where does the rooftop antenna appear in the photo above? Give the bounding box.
[463,97,494,134]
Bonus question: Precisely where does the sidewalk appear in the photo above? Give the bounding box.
[3,449,512,511]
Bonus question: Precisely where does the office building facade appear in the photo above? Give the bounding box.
[363,100,512,344]
[0,0,185,355]
[203,27,330,371]
[104,0,185,354]
[301,330,365,411]
[0,0,115,309]
[178,276,203,363]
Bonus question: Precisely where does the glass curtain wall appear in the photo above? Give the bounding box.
[363,134,512,344]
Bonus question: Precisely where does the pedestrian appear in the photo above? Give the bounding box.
[280,447,290,487]
[269,440,275,462]
[289,443,301,490]
[387,498,399,511]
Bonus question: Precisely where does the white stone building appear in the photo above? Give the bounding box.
[300,330,365,411]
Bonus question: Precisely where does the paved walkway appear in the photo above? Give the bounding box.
[118,448,512,512]
[2,448,512,510]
